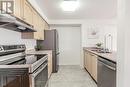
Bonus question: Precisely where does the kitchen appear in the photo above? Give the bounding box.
[0,0,130,87]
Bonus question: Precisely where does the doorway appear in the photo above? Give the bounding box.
[55,26,81,66]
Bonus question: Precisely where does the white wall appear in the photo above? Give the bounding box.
[0,28,36,50]
[49,19,117,51]
[82,22,117,51]
[117,0,130,87]
[51,26,81,65]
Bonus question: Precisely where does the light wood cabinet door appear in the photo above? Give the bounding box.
[14,0,24,19]
[48,52,52,78]
[22,6,45,40]
[32,10,39,39]
[45,22,50,30]
[21,0,46,40]
[88,53,92,74]
[24,1,33,24]
[21,10,38,40]
[84,50,97,82]
[91,54,98,81]
[38,17,45,40]
[38,29,44,40]
[84,51,91,73]
[84,51,87,69]
[85,52,92,74]
[14,0,21,18]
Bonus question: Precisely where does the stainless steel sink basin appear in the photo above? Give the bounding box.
[91,48,111,53]
[97,51,111,53]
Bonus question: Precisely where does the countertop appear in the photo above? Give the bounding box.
[83,47,117,63]
[26,49,52,55]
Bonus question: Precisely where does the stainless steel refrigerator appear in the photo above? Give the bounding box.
[37,29,59,73]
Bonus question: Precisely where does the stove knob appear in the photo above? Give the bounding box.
[20,45,25,49]
[0,46,3,51]
[0,48,2,51]
[20,46,23,48]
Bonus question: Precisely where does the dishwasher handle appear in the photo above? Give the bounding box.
[98,58,116,71]
[100,61,116,71]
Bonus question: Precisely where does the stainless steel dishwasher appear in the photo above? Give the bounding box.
[97,57,116,87]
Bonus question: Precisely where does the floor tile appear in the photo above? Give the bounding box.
[48,65,97,87]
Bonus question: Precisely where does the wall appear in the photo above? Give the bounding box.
[0,28,36,50]
[82,22,117,51]
[117,0,130,87]
[51,26,81,65]
[49,19,117,51]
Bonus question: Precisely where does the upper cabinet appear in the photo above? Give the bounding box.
[13,0,24,20]
[14,0,33,24]
[35,15,45,40]
[1,0,47,39]
[32,10,39,39]
[19,0,49,40]
[23,0,33,25]
[45,22,50,30]
[39,16,45,40]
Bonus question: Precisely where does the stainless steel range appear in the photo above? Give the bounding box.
[0,45,48,87]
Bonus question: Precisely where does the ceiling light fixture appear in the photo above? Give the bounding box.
[61,0,79,12]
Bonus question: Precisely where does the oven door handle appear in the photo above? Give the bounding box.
[32,63,48,78]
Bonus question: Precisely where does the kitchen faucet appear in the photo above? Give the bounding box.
[104,34,113,53]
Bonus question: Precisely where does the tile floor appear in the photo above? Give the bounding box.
[48,65,97,87]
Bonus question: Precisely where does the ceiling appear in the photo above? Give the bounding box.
[36,0,117,20]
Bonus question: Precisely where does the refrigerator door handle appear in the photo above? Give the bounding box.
[56,52,60,55]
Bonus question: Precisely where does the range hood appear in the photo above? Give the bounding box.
[0,14,36,32]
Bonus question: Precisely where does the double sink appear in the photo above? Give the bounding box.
[90,47,111,53]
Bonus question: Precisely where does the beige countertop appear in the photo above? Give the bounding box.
[26,49,52,55]
[83,47,117,63]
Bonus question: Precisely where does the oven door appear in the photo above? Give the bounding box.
[30,62,48,87]
[0,68,29,87]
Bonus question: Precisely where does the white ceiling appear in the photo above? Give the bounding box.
[36,0,117,20]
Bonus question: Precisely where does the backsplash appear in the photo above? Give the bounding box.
[0,28,36,50]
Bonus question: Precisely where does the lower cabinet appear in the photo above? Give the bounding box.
[48,51,52,78]
[84,50,97,82]
[86,52,92,74]
[91,54,97,82]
